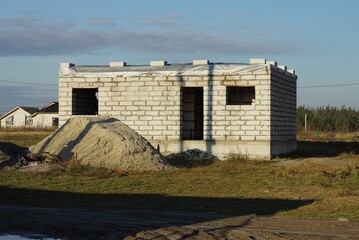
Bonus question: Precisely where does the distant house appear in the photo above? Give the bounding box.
[0,106,39,127]
[29,102,59,127]
[0,102,59,128]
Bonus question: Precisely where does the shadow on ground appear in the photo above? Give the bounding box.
[288,141,359,158]
[0,142,28,169]
[0,186,313,239]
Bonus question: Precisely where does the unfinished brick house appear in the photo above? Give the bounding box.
[58,58,297,159]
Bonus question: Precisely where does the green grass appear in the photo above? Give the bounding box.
[0,131,359,219]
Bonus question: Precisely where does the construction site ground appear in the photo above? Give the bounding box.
[1,204,359,240]
[1,130,359,239]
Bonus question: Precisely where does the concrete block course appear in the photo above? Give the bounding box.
[110,61,127,67]
[193,59,209,65]
[59,58,297,159]
[150,60,168,66]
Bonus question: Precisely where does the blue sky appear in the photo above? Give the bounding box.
[0,0,358,114]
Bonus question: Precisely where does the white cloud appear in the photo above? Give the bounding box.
[0,15,299,57]
[137,13,181,27]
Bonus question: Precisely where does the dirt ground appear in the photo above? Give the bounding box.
[0,204,358,240]
[1,137,359,239]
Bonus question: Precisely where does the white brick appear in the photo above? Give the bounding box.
[226,125,239,131]
[153,125,166,130]
[230,130,245,135]
[241,75,255,80]
[249,58,266,64]
[146,111,159,116]
[150,60,167,66]
[126,106,139,111]
[167,125,179,130]
[140,125,152,130]
[148,130,163,136]
[245,130,260,136]
[106,102,118,106]
[100,106,112,111]
[241,125,255,130]
[104,82,117,87]
[226,136,240,140]
[110,62,127,67]
[60,63,75,68]
[59,77,72,83]
[163,130,176,135]
[149,91,162,96]
[85,77,99,82]
[193,59,209,65]
[241,116,255,120]
[58,92,68,97]
[225,75,240,80]
[167,135,180,140]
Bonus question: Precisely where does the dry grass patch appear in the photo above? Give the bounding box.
[298,130,359,142]
[0,131,53,146]
[0,131,359,219]
[0,155,358,218]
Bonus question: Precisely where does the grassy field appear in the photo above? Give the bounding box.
[0,130,52,146]
[0,130,359,220]
[297,130,359,142]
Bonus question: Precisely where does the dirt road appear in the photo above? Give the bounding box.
[1,204,358,239]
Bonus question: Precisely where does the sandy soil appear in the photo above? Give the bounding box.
[30,117,172,171]
[0,204,358,240]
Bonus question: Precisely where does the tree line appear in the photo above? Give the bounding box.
[297,106,359,132]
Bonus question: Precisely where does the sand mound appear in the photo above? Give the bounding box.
[29,117,172,171]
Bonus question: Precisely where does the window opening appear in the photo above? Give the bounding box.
[6,116,14,126]
[25,116,33,126]
[72,88,98,115]
[52,117,59,127]
[226,86,255,105]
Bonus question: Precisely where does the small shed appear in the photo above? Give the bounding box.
[58,58,297,159]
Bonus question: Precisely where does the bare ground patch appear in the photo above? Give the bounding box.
[1,205,358,240]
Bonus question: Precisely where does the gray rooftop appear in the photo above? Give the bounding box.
[60,59,296,78]
[71,63,252,73]
[65,63,268,78]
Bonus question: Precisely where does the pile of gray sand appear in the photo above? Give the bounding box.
[29,117,172,172]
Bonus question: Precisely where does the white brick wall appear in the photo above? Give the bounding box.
[59,73,276,141]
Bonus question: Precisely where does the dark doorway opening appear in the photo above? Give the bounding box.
[181,87,203,140]
[72,88,98,115]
